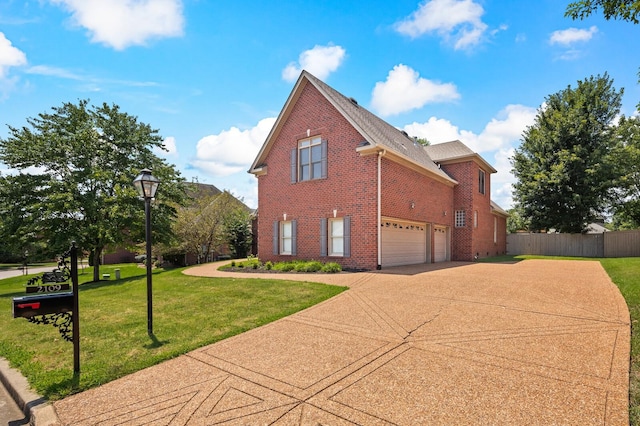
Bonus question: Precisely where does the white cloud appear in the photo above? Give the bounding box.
[490,147,517,209]
[403,104,536,153]
[549,26,598,46]
[282,44,346,82]
[394,0,488,50]
[51,0,184,50]
[0,32,27,78]
[192,117,276,177]
[370,64,459,117]
[26,65,82,80]
[154,136,178,157]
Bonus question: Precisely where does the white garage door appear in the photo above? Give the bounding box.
[381,219,427,267]
[434,226,447,262]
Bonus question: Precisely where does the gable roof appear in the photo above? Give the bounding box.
[425,140,497,174]
[490,200,509,218]
[249,71,456,185]
[184,182,222,198]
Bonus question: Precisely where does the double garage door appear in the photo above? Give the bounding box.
[380,219,448,267]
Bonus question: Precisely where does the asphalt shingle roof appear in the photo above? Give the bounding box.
[304,72,454,182]
[424,140,475,162]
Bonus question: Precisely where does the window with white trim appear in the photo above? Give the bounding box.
[329,218,344,256]
[320,217,350,258]
[299,137,323,181]
[474,210,478,228]
[455,210,466,228]
[281,221,292,255]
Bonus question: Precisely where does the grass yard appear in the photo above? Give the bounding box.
[0,264,346,400]
[482,255,640,425]
[600,257,640,424]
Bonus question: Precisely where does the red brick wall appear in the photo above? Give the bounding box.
[256,81,506,268]
[441,161,506,260]
[102,248,136,264]
[257,82,379,270]
[380,158,454,261]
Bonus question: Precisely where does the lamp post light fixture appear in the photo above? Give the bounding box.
[133,169,160,336]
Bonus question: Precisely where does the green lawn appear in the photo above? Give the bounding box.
[599,257,640,424]
[0,264,346,400]
[482,255,640,424]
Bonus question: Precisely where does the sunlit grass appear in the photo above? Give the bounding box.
[0,265,346,399]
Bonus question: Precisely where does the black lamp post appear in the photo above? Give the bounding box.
[133,169,160,336]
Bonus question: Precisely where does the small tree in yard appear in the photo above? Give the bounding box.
[0,100,185,281]
[225,209,252,259]
[171,190,250,262]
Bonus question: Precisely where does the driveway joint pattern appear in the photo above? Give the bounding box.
[53,260,629,425]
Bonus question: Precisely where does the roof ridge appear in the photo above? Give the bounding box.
[302,71,454,182]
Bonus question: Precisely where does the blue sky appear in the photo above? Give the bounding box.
[1,0,639,210]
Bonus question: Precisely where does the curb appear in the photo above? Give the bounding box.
[0,357,62,426]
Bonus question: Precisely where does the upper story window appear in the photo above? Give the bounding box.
[479,169,486,195]
[291,137,327,183]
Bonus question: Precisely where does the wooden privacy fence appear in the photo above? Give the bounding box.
[507,230,640,258]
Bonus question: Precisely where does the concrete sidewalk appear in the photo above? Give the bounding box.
[45,260,629,424]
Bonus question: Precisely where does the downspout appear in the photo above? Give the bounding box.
[377,149,386,270]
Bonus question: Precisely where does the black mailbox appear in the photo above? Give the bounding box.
[12,292,74,319]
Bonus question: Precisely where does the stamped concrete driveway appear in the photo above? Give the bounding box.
[53,259,629,425]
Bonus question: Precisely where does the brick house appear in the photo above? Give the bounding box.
[249,71,507,270]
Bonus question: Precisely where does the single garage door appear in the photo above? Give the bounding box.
[381,219,427,267]
[434,226,448,262]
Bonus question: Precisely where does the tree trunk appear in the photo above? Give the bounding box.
[92,247,102,282]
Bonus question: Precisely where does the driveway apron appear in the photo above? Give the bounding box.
[53,259,629,425]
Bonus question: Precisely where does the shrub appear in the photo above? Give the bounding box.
[231,260,236,267]
[245,256,262,269]
[274,262,296,272]
[321,262,342,273]
[265,261,273,270]
[298,261,323,272]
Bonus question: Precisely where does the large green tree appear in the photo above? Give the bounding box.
[566,0,640,23]
[511,74,623,233]
[610,115,640,227]
[0,100,185,281]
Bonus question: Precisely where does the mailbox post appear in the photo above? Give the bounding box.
[71,243,79,373]
[11,243,80,373]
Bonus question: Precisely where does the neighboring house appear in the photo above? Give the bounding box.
[103,182,248,266]
[249,71,507,270]
[586,222,609,234]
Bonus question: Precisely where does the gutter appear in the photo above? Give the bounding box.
[377,149,386,270]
